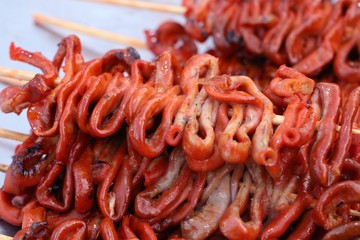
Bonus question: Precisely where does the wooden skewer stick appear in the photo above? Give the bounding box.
[0,66,61,86]
[0,163,8,173]
[33,13,147,49]
[0,76,28,87]
[1,67,360,135]
[79,0,186,14]
[0,128,29,142]
[0,234,13,240]
[0,66,38,84]
[273,115,360,135]
[350,209,360,217]
[0,128,28,173]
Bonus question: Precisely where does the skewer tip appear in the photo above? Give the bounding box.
[32,13,147,50]
[76,0,186,14]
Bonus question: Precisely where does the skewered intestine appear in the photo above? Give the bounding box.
[1,35,360,239]
[147,0,360,84]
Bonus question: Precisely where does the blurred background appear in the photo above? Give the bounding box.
[0,0,182,236]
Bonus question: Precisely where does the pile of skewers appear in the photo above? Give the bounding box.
[0,0,360,239]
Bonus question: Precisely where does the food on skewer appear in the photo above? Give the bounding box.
[0,35,360,239]
[146,0,360,83]
[145,21,197,66]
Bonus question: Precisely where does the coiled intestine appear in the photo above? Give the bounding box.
[147,0,360,84]
[0,35,360,239]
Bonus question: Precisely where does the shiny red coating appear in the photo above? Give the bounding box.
[1,36,360,239]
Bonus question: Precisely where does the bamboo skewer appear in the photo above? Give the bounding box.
[0,76,28,87]
[0,66,39,84]
[0,164,8,173]
[350,209,360,217]
[0,234,13,240]
[33,13,147,49]
[0,128,29,142]
[0,66,61,86]
[78,0,186,14]
[0,128,28,173]
[0,117,291,142]
[0,67,360,135]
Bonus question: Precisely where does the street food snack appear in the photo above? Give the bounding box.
[1,35,360,239]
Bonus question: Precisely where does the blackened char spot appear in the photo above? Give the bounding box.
[29,221,49,238]
[12,143,43,177]
[127,47,141,60]
[227,30,236,42]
